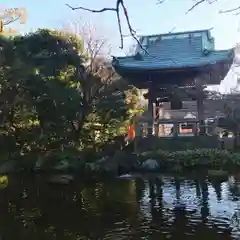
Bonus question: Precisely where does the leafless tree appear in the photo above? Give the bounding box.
[60,20,120,132]
[0,7,27,33]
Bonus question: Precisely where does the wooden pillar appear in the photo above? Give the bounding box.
[195,77,205,135]
[155,99,160,136]
[158,102,165,136]
[194,122,198,136]
[147,87,155,136]
[173,123,178,137]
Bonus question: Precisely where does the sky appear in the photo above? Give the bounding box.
[2,0,240,92]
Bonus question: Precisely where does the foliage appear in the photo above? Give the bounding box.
[0,175,8,189]
[0,28,140,169]
[84,148,240,175]
[217,103,240,149]
[140,148,240,172]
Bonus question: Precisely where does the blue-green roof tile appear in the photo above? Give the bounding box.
[112,29,234,71]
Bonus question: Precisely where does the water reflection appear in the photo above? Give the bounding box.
[0,174,239,239]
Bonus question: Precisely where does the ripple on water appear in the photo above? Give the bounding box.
[0,174,240,239]
[135,175,239,239]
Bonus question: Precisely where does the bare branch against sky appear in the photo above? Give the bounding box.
[66,0,153,51]
[66,0,240,48]
[186,0,240,15]
[0,7,27,33]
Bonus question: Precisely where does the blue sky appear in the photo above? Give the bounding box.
[2,0,240,92]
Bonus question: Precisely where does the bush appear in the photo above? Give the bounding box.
[140,148,240,172]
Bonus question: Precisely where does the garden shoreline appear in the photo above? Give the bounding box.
[0,149,239,183]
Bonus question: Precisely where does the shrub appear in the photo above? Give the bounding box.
[140,148,240,172]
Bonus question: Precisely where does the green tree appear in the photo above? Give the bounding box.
[218,102,240,148]
[0,27,140,168]
[0,29,85,164]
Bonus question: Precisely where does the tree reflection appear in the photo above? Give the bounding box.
[171,177,187,238]
[148,178,164,236]
[0,174,236,239]
[174,177,181,204]
[195,179,201,199]
[211,179,222,201]
[135,178,145,203]
[172,204,188,239]
[199,176,209,222]
[0,175,141,239]
[228,175,240,200]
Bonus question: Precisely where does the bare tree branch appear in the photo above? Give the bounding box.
[187,0,240,15]
[65,4,116,13]
[186,0,205,14]
[61,21,120,132]
[66,0,239,52]
[66,1,147,51]
[220,6,240,15]
[61,20,117,102]
[0,7,27,33]
[157,0,165,4]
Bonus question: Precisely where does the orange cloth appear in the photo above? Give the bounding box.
[128,124,135,139]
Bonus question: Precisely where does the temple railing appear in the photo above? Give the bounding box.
[136,119,216,138]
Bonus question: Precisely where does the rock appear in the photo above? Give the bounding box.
[53,160,70,171]
[51,159,83,172]
[85,162,99,171]
[118,174,133,179]
[113,151,139,172]
[85,156,118,174]
[86,152,139,175]
[0,160,16,174]
[142,159,159,171]
[98,156,109,164]
[47,174,74,184]
[97,156,118,174]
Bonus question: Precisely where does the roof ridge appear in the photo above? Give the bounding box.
[140,28,213,38]
[212,49,234,53]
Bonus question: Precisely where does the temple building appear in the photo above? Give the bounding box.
[112,29,234,136]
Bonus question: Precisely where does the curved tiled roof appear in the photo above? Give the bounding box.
[112,29,234,71]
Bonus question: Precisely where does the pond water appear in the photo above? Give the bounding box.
[0,174,240,239]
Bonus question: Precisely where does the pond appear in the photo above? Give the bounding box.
[0,173,240,239]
